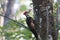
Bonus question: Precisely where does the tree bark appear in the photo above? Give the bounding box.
[2,0,15,40]
[32,0,57,40]
[4,0,14,26]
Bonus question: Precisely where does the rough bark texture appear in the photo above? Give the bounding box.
[32,0,57,40]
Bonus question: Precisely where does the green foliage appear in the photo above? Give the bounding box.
[58,25,60,30]
[58,33,60,40]
[0,18,34,40]
[54,3,58,8]
[20,5,27,12]
[53,3,58,17]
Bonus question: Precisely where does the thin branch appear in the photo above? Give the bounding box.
[0,14,29,30]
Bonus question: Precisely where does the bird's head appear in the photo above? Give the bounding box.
[23,9,31,16]
[23,11,28,16]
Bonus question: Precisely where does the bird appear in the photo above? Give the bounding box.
[23,9,39,40]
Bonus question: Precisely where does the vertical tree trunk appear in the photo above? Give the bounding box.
[2,0,15,40]
[4,0,14,26]
[32,0,57,40]
[32,0,48,40]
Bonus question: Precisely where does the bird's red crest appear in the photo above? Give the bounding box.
[23,9,32,15]
[23,11,28,15]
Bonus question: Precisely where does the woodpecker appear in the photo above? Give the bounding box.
[23,9,38,40]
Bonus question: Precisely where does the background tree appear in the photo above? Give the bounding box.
[2,0,15,40]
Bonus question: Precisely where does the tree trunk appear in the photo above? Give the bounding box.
[32,0,57,40]
[4,0,14,26]
[2,0,15,40]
